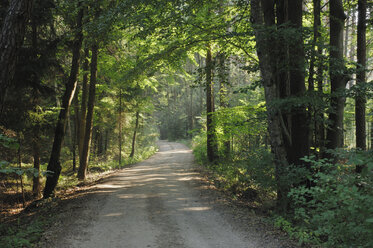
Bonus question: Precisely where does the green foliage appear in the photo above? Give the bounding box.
[288,151,373,247]
[0,218,45,248]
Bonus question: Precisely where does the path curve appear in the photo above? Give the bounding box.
[41,141,296,248]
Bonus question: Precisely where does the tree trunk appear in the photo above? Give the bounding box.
[355,0,366,152]
[206,44,217,163]
[119,88,122,166]
[32,127,41,198]
[0,0,33,115]
[77,43,98,180]
[130,111,140,158]
[315,0,325,155]
[287,0,309,166]
[73,92,80,172]
[326,0,347,150]
[78,48,90,158]
[218,52,230,157]
[251,0,289,211]
[43,4,84,198]
[356,0,367,172]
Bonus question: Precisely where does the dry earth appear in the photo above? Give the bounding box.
[38,141,298,248]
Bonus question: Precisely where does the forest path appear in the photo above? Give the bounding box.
[41,141,295,248]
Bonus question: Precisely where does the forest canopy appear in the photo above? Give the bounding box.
[1,0,373,247]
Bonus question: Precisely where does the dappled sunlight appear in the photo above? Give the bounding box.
[180,206,211,211]
[104,213,123,217]
[118,193,167,199]
[98,184,123,189]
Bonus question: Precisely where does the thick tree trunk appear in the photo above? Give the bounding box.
[0,0,33,115]
[43,5,84,198]
[130,111,140,158]
[326,0,347,150]
[356,0,367,172]
[77,43,98,180]
[355,0,366,152]
[206,44,217,163]
[251,0,289,212]
[287,0,309,166]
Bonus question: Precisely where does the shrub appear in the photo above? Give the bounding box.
[288,151,373,247]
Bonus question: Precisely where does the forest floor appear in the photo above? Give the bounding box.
[34,141,298,248]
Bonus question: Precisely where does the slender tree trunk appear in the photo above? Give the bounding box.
[78,48,90,158]
[326,0,347,150]
[72,93,80,171]
[308,0,319,148]
[118,88,122,166]
[43,4,84,198]
[314,0,326,155]
[77,43,98,180]
[0,0,33,115]
[17,134,25,207]
[356,0,367,172]
[32,127,41,198]
[218,52,230,157]
[206,44,217,163]
[130,111,140,158]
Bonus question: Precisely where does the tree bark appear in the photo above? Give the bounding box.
[314,0,326,155]
[78,48,90,158]
[118,88,122,166]
[129,111,140,158]
[356,0,367,172]
[77,43,98,180]
[0,0,33,115]
[355,0,366,152]
[32,127,41,198]
[206,44,217,163]
[218,52,230,157]
[43,4,84,198]
[326,0,347,150]
[251,0,289,211]
[287,0,309,166]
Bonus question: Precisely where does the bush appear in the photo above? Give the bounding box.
[288,151,373,247]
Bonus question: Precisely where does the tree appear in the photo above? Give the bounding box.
[326,0,347,150]
[43,2,84,197]
[0,0,33,114]
[206,44,217,163]
[355,0,367,152]
[77,43,98,180]
[129,111,140,158]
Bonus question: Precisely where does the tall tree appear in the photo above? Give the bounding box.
[78,48,90,159]
[250,0,289,211]
[326,0,347,150]
[206,44,217,163]
[43,3,84,197]
[355,0,367,152]
[77,42,98,180]
[287,0,309,166]
[0,0,33,114]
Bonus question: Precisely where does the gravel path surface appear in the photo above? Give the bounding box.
[40,141,297,248]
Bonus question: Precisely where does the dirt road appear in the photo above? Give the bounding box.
[41,141,295,248]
